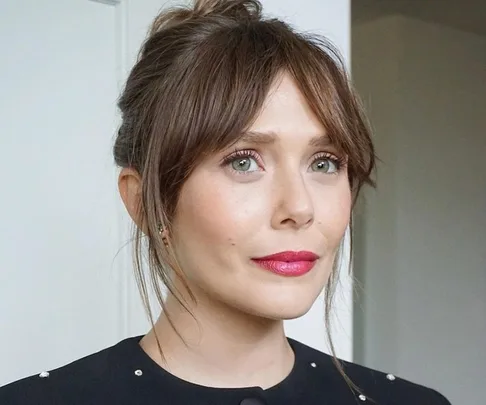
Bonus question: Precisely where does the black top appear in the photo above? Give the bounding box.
[0,336,451,405]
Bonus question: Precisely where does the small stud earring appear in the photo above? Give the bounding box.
[157,223,169,247]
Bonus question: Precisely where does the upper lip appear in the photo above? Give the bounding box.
[253,251,319,262]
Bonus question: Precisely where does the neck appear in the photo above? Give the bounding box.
[140,287,294,389]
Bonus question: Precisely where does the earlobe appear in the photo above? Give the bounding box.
[118,168,146,233]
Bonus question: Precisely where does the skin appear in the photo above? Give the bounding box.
[118,73,351,390]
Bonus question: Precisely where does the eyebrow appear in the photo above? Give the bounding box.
[239,130,333,148]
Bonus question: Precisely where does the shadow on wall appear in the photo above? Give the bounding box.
[351,2,486,405]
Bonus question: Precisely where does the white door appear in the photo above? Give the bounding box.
[0,0,352,388]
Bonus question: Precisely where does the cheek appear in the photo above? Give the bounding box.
[313,181,352,244]
[172,171,268,254]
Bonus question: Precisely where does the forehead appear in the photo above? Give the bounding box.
[248,73,326,140]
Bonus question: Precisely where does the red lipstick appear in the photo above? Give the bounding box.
[251,251,319,277]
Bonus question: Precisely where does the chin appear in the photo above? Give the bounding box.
[237,294,318,321]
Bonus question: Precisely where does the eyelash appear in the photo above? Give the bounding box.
[313,152,347,172]
[221,150,263,175]
[221,149,347,174]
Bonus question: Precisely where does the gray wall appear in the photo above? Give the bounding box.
[352,15,486,405]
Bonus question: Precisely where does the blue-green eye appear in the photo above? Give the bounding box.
[231,156,259,172]
[222,150,262,174]
[311,155,340,174]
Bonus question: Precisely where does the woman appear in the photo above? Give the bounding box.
[0,0,451,404]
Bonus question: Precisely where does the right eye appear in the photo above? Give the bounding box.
[222,150,263,174]
[230,156,259,172]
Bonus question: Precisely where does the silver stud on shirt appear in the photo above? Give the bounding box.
[359,394,367,401]
[386,373,396,381]
[39,371,50,378]
[134,369,143,376]
[310,362,317,368]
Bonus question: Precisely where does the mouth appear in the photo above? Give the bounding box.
[251,251,319,277]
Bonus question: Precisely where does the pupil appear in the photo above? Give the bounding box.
[318,160,329,171]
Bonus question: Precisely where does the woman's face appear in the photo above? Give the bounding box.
[171,73,351,320]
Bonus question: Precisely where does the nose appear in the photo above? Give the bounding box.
[270,172,314,230]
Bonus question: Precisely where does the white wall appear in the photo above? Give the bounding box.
[353,15,486,405]
[0,0,177,387]
[0,0,121,386]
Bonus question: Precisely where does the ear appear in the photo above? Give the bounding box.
[118,167,147,234]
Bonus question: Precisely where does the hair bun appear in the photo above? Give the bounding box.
[193,0,261,20]
[149,0,262,35]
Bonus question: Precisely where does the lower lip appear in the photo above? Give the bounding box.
[251,259,316,276]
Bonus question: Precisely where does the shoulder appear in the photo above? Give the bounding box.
[289,338,451,405]
[0,338,135,405]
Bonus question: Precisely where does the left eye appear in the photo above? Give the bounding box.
[311,158,338,174]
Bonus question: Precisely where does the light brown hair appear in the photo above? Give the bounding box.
[113,0,375,396]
